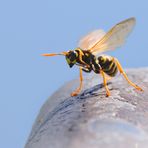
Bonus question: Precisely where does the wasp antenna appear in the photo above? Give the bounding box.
[61,51,68,56]
[42,52,67,57]
[41,53,59,57]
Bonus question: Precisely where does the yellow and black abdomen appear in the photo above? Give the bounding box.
[98,55,118,77]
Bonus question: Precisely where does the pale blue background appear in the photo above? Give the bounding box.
[0,0,147,148]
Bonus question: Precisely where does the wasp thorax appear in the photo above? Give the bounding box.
[65,50,77,68]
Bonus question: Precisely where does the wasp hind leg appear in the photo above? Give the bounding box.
[100,70,111,97]
[71,67,83,97]
[114,58,143,91]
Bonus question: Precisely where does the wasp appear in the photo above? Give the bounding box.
[42,17,143,97]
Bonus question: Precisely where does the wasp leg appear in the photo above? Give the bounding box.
[100,70,111,97]
[81,67,92,73]
[114,58,143,91]
[77,48,90,68]
[71,67,83,96]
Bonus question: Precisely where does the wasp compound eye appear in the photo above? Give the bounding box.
[67,51,76,61]
[65,51,77,68]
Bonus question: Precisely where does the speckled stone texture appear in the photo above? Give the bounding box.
[25,68,148,148]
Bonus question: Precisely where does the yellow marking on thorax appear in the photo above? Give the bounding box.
[75,48,90,68]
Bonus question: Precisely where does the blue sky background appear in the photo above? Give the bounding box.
[0,0,148,148]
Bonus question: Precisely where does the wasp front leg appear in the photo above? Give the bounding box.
[114,58,143,91]
[71,67,83,97]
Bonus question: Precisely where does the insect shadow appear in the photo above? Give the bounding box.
[76,82,112,100]
[51,82,112,118]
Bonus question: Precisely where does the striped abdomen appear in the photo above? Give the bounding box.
[98,55,118,77]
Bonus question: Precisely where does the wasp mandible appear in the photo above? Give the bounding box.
[42,17,143,97]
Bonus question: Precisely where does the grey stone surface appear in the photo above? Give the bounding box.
[25,68,148,148]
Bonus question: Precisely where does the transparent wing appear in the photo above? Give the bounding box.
[78,29,106,50]
[89,17,136,54]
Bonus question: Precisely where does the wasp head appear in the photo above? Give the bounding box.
[65,50,77,68]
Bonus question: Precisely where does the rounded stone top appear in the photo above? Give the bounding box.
[25,68,148,148]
